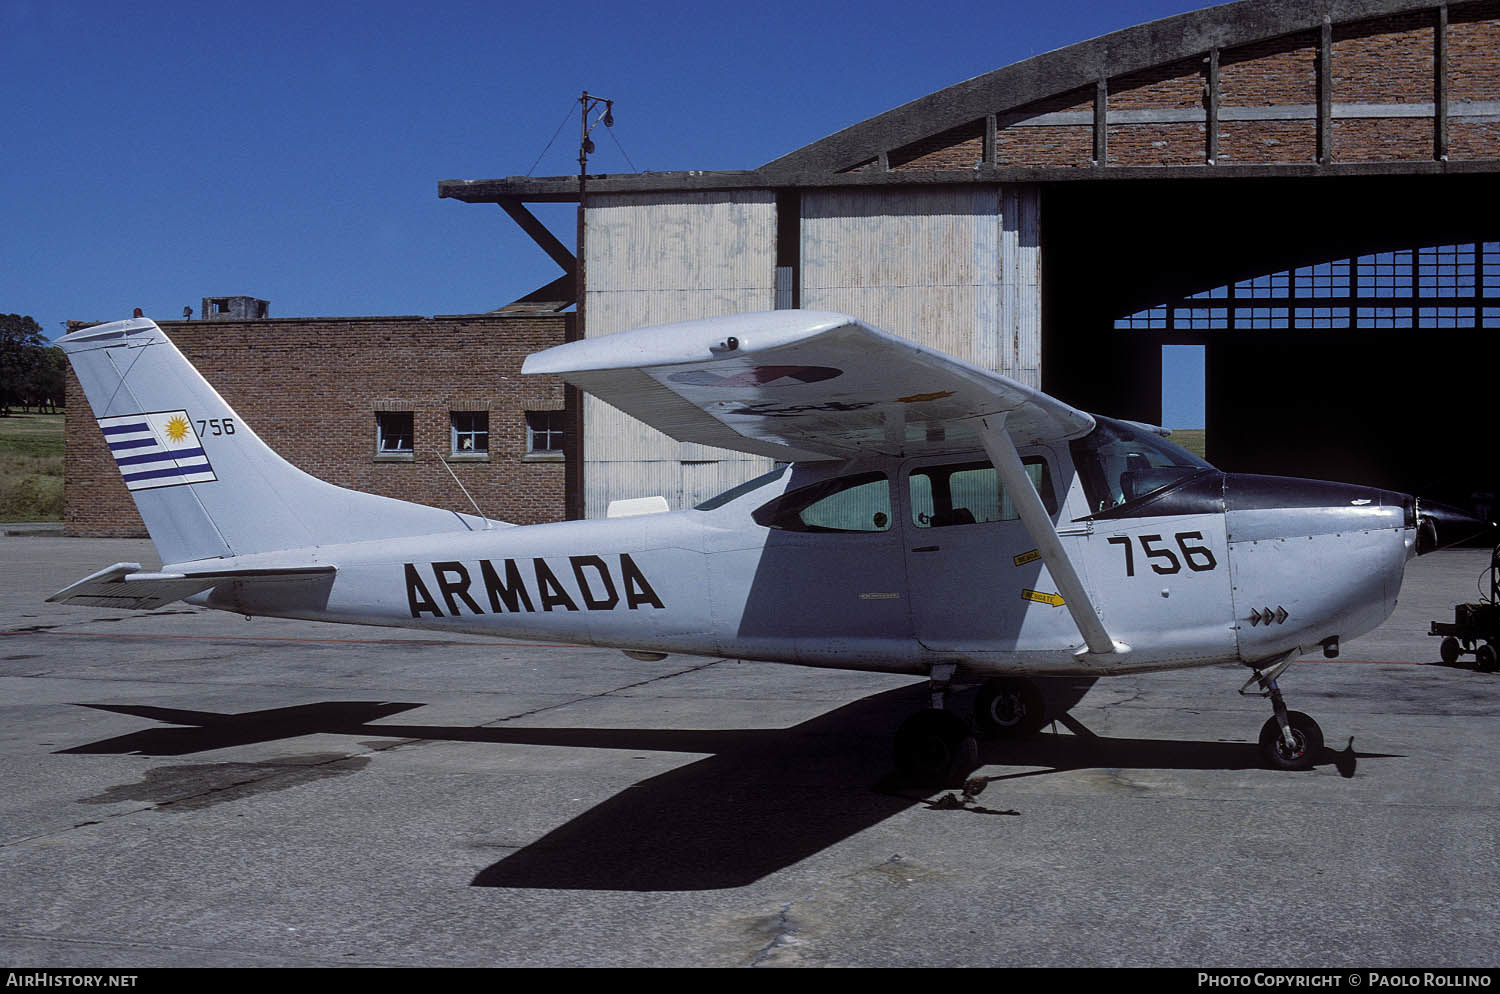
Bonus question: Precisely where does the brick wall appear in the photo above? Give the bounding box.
[1450,2,1500,102]
[1332,12,1433,105]
[994,87,1095,167]
[891,121,984,171]
[1219,32,1319,107]
[1449,0,1500,160]
[64,313,572,538]
[1219,31,1319,163]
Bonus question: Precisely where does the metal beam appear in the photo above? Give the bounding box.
[497,197,576,276]
[497,273,575,313]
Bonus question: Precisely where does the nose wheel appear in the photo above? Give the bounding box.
[1257,710,1324,769]
[1242,656,1325,771]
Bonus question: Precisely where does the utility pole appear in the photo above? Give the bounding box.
[570,91,613,520]
[575,91,614,340]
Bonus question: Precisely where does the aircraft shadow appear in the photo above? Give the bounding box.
[974,726,1385,784]
[58,684,1394,891]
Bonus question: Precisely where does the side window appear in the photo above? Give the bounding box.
[752,472,892,533]
[908,457,1054,528]
[376,411,414,456]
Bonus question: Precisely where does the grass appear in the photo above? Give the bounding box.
[0,411,64,521]
[1168,428,1207,460]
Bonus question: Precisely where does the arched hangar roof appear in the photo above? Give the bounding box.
[440,0,1500,201]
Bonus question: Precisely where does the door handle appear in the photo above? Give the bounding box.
[911,545,940,553]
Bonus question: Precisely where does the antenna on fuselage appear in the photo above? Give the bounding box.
[436,452,495,530]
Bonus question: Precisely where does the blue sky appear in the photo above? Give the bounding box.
[3,0,1211,424]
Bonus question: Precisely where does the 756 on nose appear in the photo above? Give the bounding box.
[1107,531,1218,576]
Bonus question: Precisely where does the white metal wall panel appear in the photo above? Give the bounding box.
[800,185,1041,386]
[1002,185,1043,389]
[583,192,777,518]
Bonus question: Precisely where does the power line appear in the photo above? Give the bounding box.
[606,124,640,173]
[526,101,578,177]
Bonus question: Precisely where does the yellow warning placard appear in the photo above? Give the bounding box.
[1012,549,1040,567]
[1022,588,1065,607]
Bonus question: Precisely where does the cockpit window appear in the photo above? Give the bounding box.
[908,458,1055,528]
[1070,417,1214,514]
[694,466,789,511]
[752,472,892,533]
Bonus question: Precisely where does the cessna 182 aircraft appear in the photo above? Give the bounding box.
[50,310,1486,785]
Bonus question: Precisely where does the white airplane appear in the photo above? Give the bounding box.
[49,311,1486,785]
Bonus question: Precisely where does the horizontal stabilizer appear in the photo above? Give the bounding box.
[47,562,337,611]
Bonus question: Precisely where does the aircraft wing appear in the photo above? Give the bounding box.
[522,311,1095,461]
[47,562,337,611]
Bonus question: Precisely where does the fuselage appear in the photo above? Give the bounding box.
[184,418,1417,678]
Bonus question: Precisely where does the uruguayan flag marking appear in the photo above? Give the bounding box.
[98,410,217,491]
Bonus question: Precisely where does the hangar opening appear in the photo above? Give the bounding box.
[1041,173,1499,509]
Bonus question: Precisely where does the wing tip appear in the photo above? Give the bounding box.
[524,309,860,376]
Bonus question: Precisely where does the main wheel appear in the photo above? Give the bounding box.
[894,709,978,787]
[1440,636,1462,666]
[1477,643,1498,673]
[974,677,1047,739]
[1258,711,1324,771]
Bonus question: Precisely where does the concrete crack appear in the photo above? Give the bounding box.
[477,657,728,728]
[748,902,798,967]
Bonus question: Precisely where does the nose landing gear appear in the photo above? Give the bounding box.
[1241,655,1325,770]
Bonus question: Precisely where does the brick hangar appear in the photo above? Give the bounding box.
[68,0,1500,534]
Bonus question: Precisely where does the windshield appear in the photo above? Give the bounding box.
[1070,417,1214,514]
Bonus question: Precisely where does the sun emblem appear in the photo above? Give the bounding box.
[164,414,192,444]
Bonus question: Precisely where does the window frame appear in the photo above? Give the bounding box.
[905,455,1057,530]
[375,410,414,461]
[751,471,893,534]
[450,410,490,459]
[524,410,566,461]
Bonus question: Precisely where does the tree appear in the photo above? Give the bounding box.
[21,347,66,414]
[0,314,46,416]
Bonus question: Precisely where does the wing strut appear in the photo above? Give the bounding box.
[976,415,1126,659]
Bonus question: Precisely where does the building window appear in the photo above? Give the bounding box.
[526,411,565,456]
[451,411,489,455]
[376,411,413,457]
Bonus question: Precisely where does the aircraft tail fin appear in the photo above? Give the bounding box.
[60,318,497,565]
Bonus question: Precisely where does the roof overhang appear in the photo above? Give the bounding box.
[439,158,1500,205]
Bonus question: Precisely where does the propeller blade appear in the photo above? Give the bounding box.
[1416,499,1493,554]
